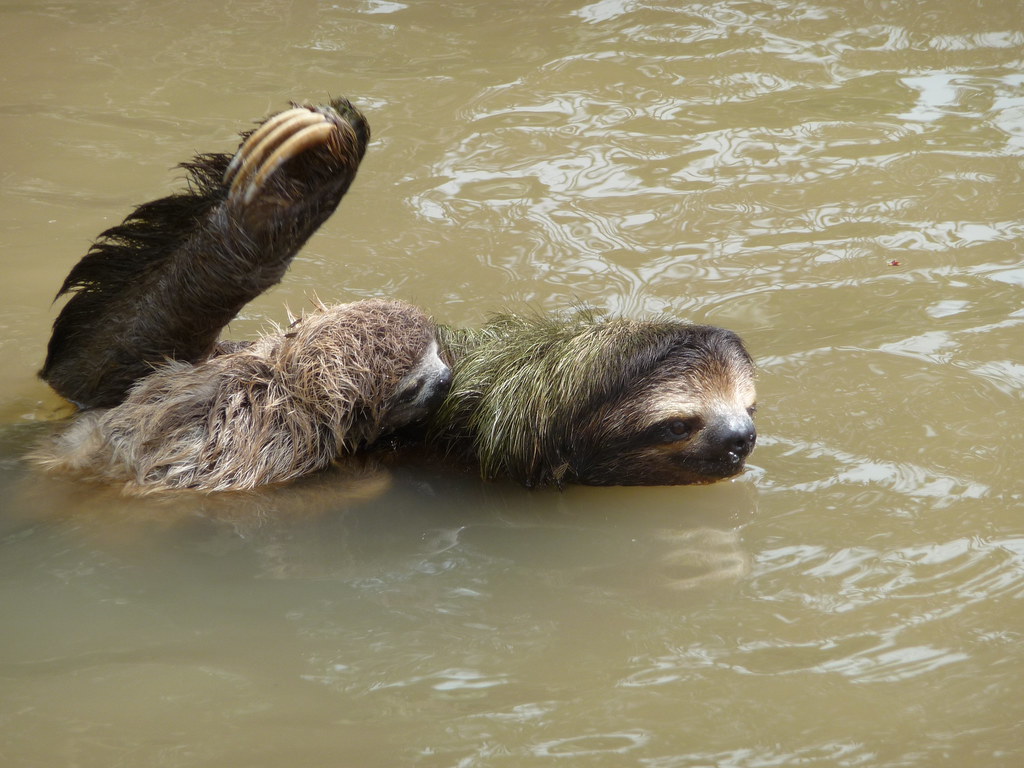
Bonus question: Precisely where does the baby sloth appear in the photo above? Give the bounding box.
[35,100,450,493]
[35,299,447,493]
[429,312,757,488]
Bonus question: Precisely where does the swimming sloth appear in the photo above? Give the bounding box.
[34,98,756,493]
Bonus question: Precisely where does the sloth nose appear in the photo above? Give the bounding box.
[425,366,453,408]
[711,419,756,463]
[729,424,756,461]
[437,366,453,393]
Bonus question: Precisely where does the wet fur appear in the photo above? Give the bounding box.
[34,97,757,492]
[33,299,435,493]
[33,101,448,494]
[430,312,756,487]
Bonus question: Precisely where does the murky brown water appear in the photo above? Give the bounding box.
[2,0,1022,765]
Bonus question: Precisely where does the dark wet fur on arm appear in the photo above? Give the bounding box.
[40,99,369,408]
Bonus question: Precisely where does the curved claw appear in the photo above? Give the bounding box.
[226,110,328,198]
[224,107,318,183]
[245,122,338,203]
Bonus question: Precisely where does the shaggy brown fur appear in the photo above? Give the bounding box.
[33,100,450,494]
[34,96,757,493]
[32,299,443,493]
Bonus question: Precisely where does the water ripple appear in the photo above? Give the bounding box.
[621,535,1024,688]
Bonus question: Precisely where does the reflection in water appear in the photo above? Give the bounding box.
[648,527,751,591]
[1,0,1023,765]
[532,730,649,757]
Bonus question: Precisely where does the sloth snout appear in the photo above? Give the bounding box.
[427,366,453,408]
[709,418,757,464]
[437,365,453,393]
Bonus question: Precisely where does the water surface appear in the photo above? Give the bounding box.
[1,1,1022,766]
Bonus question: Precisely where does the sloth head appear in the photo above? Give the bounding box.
[378,337,452,436]
[432,312,756,487]
[566,325,757,486]
[276,298,451,448]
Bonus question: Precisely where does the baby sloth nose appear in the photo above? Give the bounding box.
[428,366,453,407]
[437,365,453,392]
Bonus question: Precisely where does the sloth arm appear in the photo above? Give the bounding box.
[39,99,370,409]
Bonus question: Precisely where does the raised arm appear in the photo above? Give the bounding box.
[40,98,369,408]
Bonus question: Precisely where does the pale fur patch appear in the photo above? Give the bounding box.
[643,376,756,429]
[31,299,442,494]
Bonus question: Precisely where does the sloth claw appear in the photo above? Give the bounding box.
[246,122,337,204]
[225,108,329,200]
[223,106,316,184]
[223,102,365,206]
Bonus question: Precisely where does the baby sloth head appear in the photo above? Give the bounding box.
[280,298,452,449]
[379,337,452,435]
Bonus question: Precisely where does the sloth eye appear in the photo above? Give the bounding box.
[395,376,425,404]
[662,417,701,442]
[747,404,758,416]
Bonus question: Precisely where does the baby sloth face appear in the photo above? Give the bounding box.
[381,338,453,434]
[572,326,757,486]
[273,298,452,449]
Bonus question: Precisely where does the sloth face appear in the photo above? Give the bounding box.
[585,392,757,486]
[429,316,757,488]
[380,339,453,434]
[569,328,757,486]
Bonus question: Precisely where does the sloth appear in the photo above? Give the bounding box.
[34,98,756,493]
[33,298,449,493]
[34,100,450,493]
